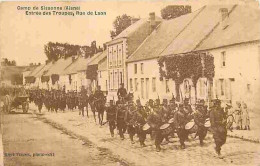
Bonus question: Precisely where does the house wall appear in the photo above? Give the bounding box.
[208,42,260,108]
[98,70,108,92]
[107,38,127,100]
[127,59,177,104]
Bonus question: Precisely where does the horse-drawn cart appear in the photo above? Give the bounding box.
[11,96,29,113]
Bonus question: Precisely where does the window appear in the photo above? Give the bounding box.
[221,51,226,67]
[141,78,144,99]
[141,63,144,74]
[134,64,137,74]
[114,72,118,89]
[135,78,138,91]
[166,80,170,93]
[146,78,149,99]
[109,48,112,67]
[130,79,133,91]
[120,72,123,85]
[152,77,156,92]
[110,72,113,90]
[220,79,224,96]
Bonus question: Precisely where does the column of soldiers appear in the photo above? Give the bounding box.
[28,89,89,115]
[27,86,228,158]
[106,95,227,158]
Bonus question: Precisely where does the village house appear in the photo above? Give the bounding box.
[105,13,162,101]
[126,5,260,106]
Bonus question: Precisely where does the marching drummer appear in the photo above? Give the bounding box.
[194,99,209,146]
[135,99,147,147]
[210,99,227,158]
[124,100,137,144]
[106,100,117,137]
[173,103,192,149]
[116,99,127,140]
[147,102,163,152]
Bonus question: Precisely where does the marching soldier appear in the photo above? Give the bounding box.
[37,92,44,113]
[174,103,192,149]
[116,98,127,140]
[106,100,117,137]
[194,99,208,146]
[125,100,137,144]
[78,92,85,116]
[147,99,163,152]
[135,99,147,147]
[210,99,227,158]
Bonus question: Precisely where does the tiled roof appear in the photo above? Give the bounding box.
[28,64,45,77]
[44,57,73,76]
[196,5,260,51]
[88,51,106,66]
[126,7,203,63]
[127,5,258,62]
[34,62,53,77]
[98,57,107,71]
[113,16,162,40]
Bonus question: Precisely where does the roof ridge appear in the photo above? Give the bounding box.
[32,64,46,77]
[158,5,206,57]
[126,22,162,61]
[193,4,238,51]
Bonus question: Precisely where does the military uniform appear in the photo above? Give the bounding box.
[194,102,208,145]
[125,101,137,144]
[116,101,127,140]
[135,101,147,146]
[106,101,117,137]
[210,99,227,157]
[174,104,192,149]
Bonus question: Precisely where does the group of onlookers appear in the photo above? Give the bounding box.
[226,101,250,131]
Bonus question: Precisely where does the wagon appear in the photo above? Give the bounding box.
[11,95,29,113]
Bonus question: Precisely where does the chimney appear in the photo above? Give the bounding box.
[149,12,156,31]
[219,8,229,29]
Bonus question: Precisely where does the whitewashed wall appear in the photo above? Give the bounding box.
[208,42,260,108]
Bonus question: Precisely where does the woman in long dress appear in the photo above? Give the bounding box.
[241,102,250,130]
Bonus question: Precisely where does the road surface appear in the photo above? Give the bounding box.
[1,112,128,166]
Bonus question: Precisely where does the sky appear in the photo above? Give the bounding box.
[0,0,259,66]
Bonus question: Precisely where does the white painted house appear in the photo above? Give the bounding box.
[127,4,260,107]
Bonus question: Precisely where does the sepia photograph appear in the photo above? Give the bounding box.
[0,0,260,165]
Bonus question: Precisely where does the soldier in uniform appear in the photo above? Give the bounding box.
[116,98,127,140]
[194,99,208,146]
[37,92,44,113]
[147,99,164,152]
[78,92,85,116]
[106,100,117,137]
[117,83,127,100]
[135,99,147,147]
[210,99,227,158]
[174,103,192,149]
[125,100,137,144]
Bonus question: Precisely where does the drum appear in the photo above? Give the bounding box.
[185,120,198,133]
[142,123,151,131]
[160,123,172,135]
[168,118,175,124]
[204,118,211,128]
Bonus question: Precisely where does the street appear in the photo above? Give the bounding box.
[1,105,260,166]
[1,111,128,166]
